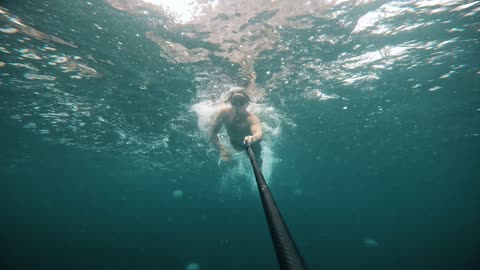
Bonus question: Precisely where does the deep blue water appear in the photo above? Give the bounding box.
[1,0,480,270]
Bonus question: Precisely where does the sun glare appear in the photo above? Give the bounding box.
[142,0,218,23]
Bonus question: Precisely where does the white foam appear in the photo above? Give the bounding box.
[191,100,221,135]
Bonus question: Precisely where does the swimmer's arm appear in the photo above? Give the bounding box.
[209,108,228,151]
[249,114,263,142]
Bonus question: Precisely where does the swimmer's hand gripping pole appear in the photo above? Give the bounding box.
[245,144,308,270]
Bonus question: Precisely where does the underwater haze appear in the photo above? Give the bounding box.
[1,0,479,269]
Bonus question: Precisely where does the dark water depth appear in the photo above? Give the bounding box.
[1,0,480,270]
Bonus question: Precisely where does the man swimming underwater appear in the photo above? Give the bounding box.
[209,89,263,168]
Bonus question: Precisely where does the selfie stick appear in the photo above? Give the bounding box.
[245,144,308,270]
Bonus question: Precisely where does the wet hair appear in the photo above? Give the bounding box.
[226,89,251,103]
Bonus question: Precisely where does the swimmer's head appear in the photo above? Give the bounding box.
[227,89,250,107]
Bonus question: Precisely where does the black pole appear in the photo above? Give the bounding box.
[246,145,308,270]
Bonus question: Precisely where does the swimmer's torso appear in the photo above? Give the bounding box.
[224,109,252,149]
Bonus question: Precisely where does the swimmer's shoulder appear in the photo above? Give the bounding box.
[217,105,232,117]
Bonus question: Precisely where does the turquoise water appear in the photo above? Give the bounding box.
[1,0,479,269]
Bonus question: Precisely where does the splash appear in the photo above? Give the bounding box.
[191,93,286,195]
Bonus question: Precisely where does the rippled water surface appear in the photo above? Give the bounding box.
[1,0,479,270]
